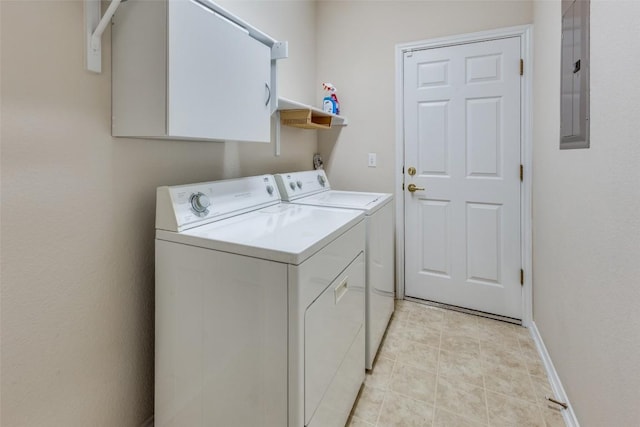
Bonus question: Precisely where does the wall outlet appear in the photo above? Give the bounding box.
[368,153,377,167]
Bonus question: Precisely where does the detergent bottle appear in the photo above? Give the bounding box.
[322,95,335,114]
[322,83,340,115]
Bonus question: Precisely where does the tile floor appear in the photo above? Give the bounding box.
[347,300,566,427]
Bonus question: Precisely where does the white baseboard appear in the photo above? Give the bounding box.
[140,415,154,427]
[529,321,580,427]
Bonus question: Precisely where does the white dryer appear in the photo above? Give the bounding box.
[275,170,394,370]
[155,175,366,427]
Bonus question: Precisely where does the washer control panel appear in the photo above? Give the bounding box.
[274,170,331,201]
[156,175,281,232]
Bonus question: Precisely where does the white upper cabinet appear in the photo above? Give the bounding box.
[112,0,284,143]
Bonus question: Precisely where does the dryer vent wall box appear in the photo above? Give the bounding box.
[112,0,286,143]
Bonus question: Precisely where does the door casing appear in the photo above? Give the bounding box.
[394,25,533,326]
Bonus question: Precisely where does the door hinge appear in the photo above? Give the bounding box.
[520,269,524,286]
[520,59,524,76]
[520,164,524,182]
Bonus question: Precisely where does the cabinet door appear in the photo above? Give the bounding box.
[167,0,272,142]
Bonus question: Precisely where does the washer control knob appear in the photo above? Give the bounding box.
[318,175,326,186]
[296,180,303,189]
[266,185,274,195]
[190,192,211,213]
[289,182,296,190]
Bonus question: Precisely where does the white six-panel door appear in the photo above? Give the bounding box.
[403,37,522,319]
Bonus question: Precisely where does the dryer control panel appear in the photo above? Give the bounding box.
[275,170,331,201]
[156,175,281,232]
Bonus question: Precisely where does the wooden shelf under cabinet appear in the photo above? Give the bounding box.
[276,97,347,129]
[280,109,333,129]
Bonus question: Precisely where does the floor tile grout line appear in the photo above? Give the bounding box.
[459,307,493,427]
[431,329,442,427]
[441,308,492,426]
[432,310,445,425]
[485,385,544,406]
[372,386,386,427]
[482,349,491,427]
[478,321,491,426]
[526,368,553,425]
[411,302,441,426]
[372,356,398,427]
[382,387,437,406]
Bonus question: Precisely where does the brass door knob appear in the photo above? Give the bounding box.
[407,183,425,193]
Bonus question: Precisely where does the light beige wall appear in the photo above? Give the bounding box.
[532,0,640,425]
[316,0,533,192]
[0,1,316,425]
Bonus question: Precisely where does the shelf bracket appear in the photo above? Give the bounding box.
[271,41,289,60]
[274,111,281,157]
[85,0,123,73]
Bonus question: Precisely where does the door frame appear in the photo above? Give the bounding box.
[394,25,533,326]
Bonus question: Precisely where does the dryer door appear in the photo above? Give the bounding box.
[305,253,365,427]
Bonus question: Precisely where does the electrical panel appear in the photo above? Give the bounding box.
[560,0,590,149]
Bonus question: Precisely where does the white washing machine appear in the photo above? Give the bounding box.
[155,175,366,427]
[275,170,394,370]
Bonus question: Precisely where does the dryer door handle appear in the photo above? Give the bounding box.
[334,277,349,304]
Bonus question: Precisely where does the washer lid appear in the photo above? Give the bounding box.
[292,190,393,214]
[156,203,364,265]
